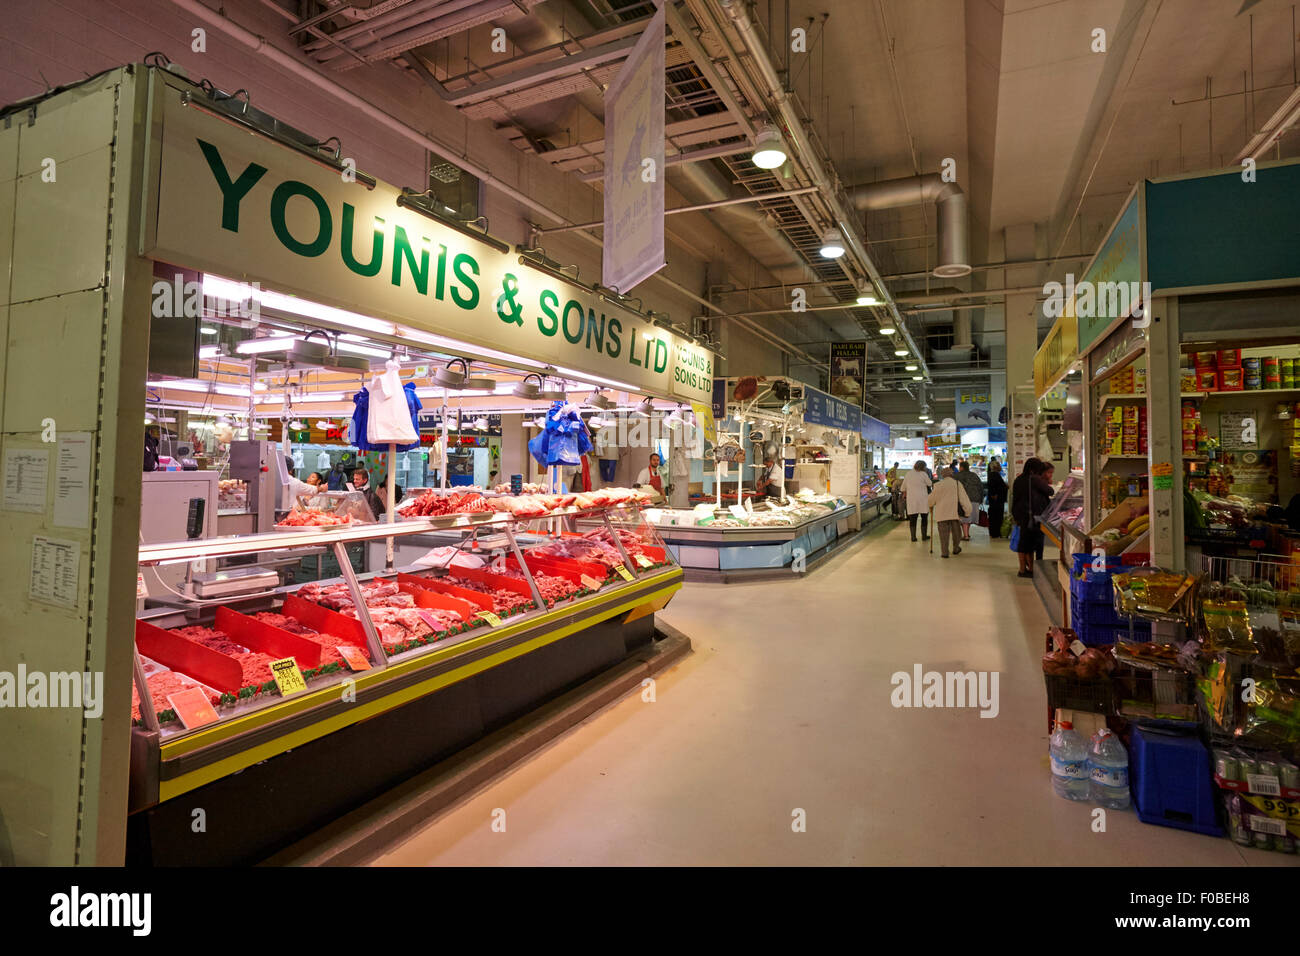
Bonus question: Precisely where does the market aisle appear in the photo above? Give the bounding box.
[371,520,1277,866]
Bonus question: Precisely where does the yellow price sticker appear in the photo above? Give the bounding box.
[476,610,503,627]
[613,564,634,581]
[270,657,308,697]
[633,554,653,568]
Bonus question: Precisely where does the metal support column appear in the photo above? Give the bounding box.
[1145,297,1182,569]
[333,542,388,666]
[503,525,547,610]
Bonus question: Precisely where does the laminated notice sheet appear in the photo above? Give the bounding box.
[30,535,80,608]
[3,448,49,513]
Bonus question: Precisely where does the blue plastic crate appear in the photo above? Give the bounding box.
[1071,597,1120,628]
[1129,726,1223,836]
[1071,552,1126,576]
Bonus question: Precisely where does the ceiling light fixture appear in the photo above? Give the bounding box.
[819,228,845,259]
[200,326,217,335]
[751,124,788,170]
[880,326,897,335]
[895,348,909,357]
[632,396,654,418]
[855,286,882,306]
[905,364,918,371]
[586,389,613,410]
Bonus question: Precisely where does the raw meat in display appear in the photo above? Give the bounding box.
[277,508,352,527]
[496,567,579,606]
[411,546,486,570]
[425,573,534,616]
[252,611,364,668]
[171,625,280,687]
[131,660,220,722]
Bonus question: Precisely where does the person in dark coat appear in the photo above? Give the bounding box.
[1011,458,1054,578]
[986,458,1008,538]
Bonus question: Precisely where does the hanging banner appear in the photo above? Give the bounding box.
[141,73,710,405]
[860,413,890,446]
[954,387,994,429]
[829,342,867,408]
[602,8,665,294]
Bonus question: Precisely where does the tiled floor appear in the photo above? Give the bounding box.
[371,520,1293,865]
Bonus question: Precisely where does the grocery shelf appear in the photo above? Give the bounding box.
[1181,388,1300,400]
[1097,454,1148,470]
[1097,393,1148,407]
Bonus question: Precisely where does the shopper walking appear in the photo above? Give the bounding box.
[1011,458,1055,577]
[903,460,933,541]
[928,466,972,558]
[955,461,984,541]
[986,459,1007,538]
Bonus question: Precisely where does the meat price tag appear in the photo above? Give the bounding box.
[136,573,148,599]
[633,554,653,568]
[580,574,604,591]
[1069,640,1086,657]
[270,657,308,696]
[475,610,503,627]
[336,645,371,671]
[613,564,634,581]
[167,688,220,729]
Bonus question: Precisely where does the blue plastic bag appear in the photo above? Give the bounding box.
[1008,524,1021,551]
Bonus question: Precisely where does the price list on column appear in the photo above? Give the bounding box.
[29,535,80,608]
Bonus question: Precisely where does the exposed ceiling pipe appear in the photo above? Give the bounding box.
[326,0,549,69]
[1234,86,1300,162]
[305,0,481,53]
[849,175,972,278]
[168,0,820,368]
[713,0,930,382]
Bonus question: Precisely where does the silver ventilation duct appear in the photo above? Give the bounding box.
[849,175,972,278]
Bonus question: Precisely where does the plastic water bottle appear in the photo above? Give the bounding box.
[1089,727,1131,809]
[1049,718,1090,801]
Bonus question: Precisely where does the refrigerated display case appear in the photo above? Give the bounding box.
[127,498,681,864]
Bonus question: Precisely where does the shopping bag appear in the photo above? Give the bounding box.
[1008,524,1021,551]
[977,508,989,528]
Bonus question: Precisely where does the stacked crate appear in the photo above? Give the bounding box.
[1068,554,1151,645]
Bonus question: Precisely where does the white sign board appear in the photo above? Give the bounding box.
[3,448,49,514]
[602,7,666,294]
[143,77,708,404]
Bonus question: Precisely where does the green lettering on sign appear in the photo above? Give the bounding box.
[340,204,384,277]
[270,180,332,257]
[197,138,266,232]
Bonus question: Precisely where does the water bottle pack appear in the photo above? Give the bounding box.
[1050,714,1130,809]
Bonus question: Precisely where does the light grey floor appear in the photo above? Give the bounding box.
[371,520,1295,865]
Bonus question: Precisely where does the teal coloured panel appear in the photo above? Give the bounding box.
[1147,163,1300,292]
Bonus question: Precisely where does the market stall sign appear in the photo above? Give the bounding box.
[860,413,890,446]
[143,80,712,404]
[613,565,634,581]
[1075,192,1142,356]
[1146,161,1300,294]
[803,387,862,432]
[1034,302,1078,399]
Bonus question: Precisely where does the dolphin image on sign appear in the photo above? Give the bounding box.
[966,408,992,427]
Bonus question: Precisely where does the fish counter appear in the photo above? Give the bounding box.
[127,498,681,865]
[643,491,858,580]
